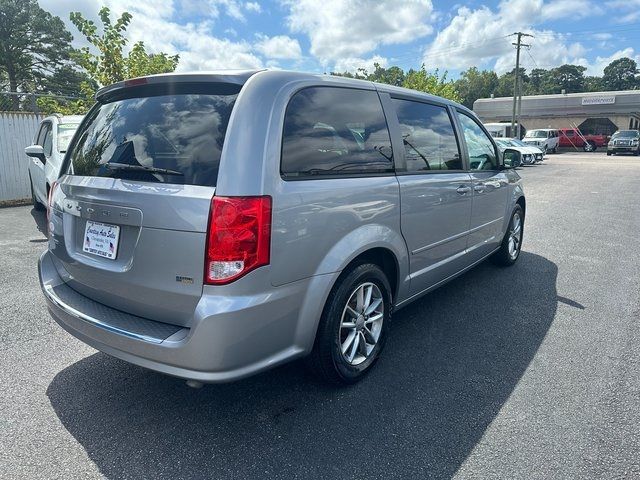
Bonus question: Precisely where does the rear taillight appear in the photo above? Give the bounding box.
[47,181,57,227]
[205,196,272,285]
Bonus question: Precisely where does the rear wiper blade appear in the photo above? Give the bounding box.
[104,162,184,176]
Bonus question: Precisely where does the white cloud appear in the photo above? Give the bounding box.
[121,14,263,70]
[244,1,261,12]
[583,48,640,76]
[333,55,389,74]
[605,0,640,22]
[255,35,302,59]
[423,1,599,73]
[282,0,433,65]
[39,0,264,74]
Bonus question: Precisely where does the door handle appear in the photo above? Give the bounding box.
[473,184,486,193]
[456,185,471,195]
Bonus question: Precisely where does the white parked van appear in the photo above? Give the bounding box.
[522,129,560,153]
[483,123,523,139]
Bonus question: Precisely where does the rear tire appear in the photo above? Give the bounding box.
[491,205,524,267]
[583,141,596,152]
[306,263,392,385]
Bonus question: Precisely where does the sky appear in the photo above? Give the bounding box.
[40,0,640,79]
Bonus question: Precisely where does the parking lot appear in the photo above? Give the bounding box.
[1,151,639,479]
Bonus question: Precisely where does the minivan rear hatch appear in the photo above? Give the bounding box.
[49,75,249,327]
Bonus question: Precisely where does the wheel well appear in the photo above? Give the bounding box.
[343,248,399,301]
[516,196,526,216]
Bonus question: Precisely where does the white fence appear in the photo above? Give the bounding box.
[0,112,40,202]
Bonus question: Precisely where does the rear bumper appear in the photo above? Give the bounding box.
[39,250,330,382]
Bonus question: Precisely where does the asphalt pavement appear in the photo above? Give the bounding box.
[1,152,639,479]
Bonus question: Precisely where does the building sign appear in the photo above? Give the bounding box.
[581,96,616,106]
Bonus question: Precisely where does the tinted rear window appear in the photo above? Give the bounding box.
[281,87,393,178]
[67,86,238,186]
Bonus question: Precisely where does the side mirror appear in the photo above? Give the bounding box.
[25,145,46,164]
[502,149,520,168]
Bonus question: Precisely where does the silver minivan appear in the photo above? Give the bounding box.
[39,70,525,385]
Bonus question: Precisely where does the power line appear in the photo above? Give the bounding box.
[525,48,539,70]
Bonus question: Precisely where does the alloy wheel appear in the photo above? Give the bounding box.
[508,212,522,260]
[339,282,384,366]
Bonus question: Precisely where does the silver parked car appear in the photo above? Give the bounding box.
[24,115,83,209]
[495,138,544,165]
[39,70,526,385]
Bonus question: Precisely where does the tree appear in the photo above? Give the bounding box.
[454,67,499,108]
[584,75,603,92]
[403,66,460,102]
[38,65,98,96]
[368,64,405,86]
[602,57,638,91]
[69,7,179,88]
[526,68,552,95]
[547,64,586,93]
[35,6,181,114]
[331,63,405,85]
[0,0,73,109]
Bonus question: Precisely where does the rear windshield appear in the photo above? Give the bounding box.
[57,123,79,153]
[66,85,238,187]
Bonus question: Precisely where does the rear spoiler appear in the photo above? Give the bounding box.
[95,70,264,102]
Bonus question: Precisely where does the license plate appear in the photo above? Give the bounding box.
[83,221,120,260]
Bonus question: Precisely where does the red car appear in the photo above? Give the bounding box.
[558,128,609,152]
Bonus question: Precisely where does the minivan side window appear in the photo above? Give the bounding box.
[393,99,462,172]
[456,112,498,170]
[42,123,53,157]
[36,122,49,146]
[281,87,393,178]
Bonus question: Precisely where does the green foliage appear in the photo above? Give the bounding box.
[549,64,587,93]
[36,96,82,115]
[331,63,460,102]
[368,64,405,86]
[39,65,98,96]
[403,66,461,102]
[69,6,179,88]
[334,56,638,110]
[602,58,638,91]
[0,0,73,108]
[454,67,499,108]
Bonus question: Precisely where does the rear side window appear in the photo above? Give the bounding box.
[67,86,238,187]
[281,87,393,178]
[393,99,462,172]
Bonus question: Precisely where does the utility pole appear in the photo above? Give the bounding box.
[511,32,533,138]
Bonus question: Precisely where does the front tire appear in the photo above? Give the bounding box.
[306,263,392,385]
[491,205,524,267]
